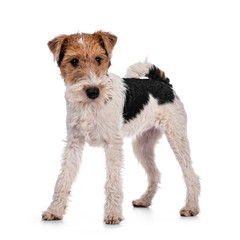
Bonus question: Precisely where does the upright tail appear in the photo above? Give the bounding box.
[125,60,171,85]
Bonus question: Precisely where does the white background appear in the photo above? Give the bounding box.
[0,0,240,239]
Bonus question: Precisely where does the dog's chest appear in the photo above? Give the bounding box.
[80,109,106,146]
[69,104,114,146]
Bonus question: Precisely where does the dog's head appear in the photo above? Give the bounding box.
[48,31,117,104]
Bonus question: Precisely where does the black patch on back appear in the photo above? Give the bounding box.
[146,65,162,80]
[146,65,172,86]
[123,67,175,122]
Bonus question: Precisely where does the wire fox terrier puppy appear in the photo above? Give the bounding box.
[42,31,200,224]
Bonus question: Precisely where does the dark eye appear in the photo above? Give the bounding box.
[95,57,101,65]
[70,58,79,67]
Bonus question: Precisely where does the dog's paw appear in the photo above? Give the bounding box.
[42,211,63,221]
[180,207,199,217]
[104,215,123,225]
[132,199,151,208]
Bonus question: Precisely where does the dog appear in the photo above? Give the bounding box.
[42,31,200,224]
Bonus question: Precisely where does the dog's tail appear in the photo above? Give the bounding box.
[125,59,171,85]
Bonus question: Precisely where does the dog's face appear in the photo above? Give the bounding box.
[48,31,117,104]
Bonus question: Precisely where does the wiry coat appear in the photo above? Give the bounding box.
[42,31,200,224]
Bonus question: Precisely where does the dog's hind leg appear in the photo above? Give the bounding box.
[163,98,200,216]
[132,127,162,207]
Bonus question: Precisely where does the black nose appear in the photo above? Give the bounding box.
[86,87,100,99]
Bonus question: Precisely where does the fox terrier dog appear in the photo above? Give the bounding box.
[42,31,200,224]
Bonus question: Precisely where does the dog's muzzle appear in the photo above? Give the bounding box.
[86,87,100,99]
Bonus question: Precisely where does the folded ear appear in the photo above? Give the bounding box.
[48,35,68,65]
[94,31,117,58]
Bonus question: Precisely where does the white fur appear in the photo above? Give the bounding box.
[125,59,153,78]
[78,37,85,45]
[42,61,200,223]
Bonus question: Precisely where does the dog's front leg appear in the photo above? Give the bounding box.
[42,132,85,221]
[104,137,124,224]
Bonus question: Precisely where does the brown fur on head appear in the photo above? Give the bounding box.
[48,31,117,85]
